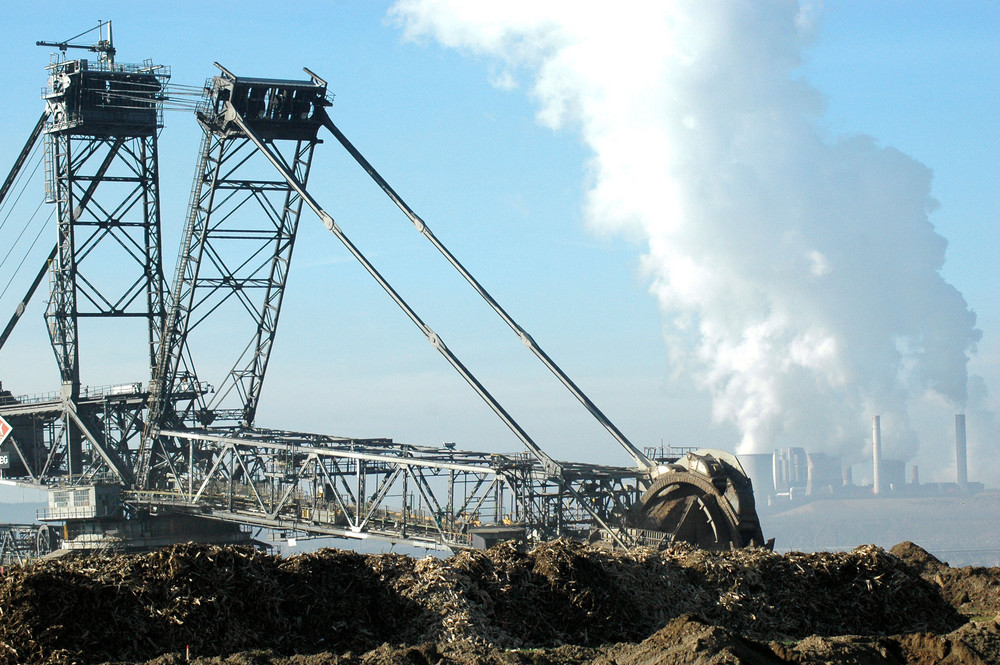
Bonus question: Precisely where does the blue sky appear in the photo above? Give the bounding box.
[0,1,996,488]
[804,1,998,331]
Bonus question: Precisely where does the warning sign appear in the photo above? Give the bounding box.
[0,414,11,446]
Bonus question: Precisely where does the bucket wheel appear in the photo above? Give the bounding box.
[33,524,55,557]
[632,449,766,550]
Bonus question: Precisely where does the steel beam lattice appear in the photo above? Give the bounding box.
[0,523,58,565]
[140,67,329,489]
[135,65,650,550]
[128,427,644,551]
[45,133,166,386]
[1,53,169,493]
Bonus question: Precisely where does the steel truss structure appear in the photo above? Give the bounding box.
[1,45,170,499]
[141,66,329,490]
[129,427,643,551]
[0,40,765,558]
[130,64,763,552]
[44,53,170,389]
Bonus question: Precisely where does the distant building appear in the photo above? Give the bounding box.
[773,447,808,495]
[881,459,906,490]
[739,449,845,502]
[806,453,842,496]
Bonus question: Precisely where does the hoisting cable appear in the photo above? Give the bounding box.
[0,244,56,353]
[315,106,653,471]
[0,112,51,355]
[0,205,52,300]
[225,106,567,480]
[0,148,43,235]
[0,199,49,276]
[0,112,47,212]
[233,105,632,548]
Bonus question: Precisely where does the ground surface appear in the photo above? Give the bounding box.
[0,540,996,665]
[758,493,1000,567]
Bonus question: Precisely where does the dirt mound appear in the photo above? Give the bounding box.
[122,617,1000,665]
[890,540,1000,619]
[661,543,960,639]
[0,540,992,665]
[599,614,783,665]
[0,544,425,664]
[889,541,948,576]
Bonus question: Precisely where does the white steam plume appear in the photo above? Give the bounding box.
[391,1,983,466]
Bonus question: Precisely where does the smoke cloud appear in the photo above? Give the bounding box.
[390,1,983,467]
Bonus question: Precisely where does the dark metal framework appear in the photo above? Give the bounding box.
[45,132,167,386]
[128,427,643,551]
[141,65,330,489]
[0,51,169,498]
[0,111,53,353]
[130,66,670,551]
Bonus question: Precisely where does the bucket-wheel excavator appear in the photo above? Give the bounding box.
[0,25,766,557]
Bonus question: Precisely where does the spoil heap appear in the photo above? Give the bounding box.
[0,540,995,665]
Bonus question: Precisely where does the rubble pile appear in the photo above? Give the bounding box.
[891,541,1000,619]
[423,540,962,646]
[0,540,994,665]
[663,543,962,638]
[0,544,420,664]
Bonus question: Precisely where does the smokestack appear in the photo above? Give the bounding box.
[872,415,882,495]
[956,414,968,489]
[910,464,919,485]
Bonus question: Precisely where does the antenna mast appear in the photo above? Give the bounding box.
[36,19,116,65]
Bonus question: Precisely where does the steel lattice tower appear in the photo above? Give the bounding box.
[140,65,330,487]
[43,55,170,395]
[0,37,170,493]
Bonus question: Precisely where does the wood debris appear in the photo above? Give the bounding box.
[0,539,977,664]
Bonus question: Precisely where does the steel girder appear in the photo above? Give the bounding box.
[45,119,167,393]
[222,101,650,548]
[0,61,769,557]
[126,428,646,551]
[0,112,52,353]
[0,389,146,487]
[0,112,48,208]
[142,127,318,488]
[0,59,167,491]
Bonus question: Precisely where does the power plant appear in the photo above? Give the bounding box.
[739,413,981,504]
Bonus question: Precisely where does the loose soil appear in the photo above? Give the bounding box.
[0,540,995,665]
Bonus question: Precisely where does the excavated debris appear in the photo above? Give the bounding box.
[890,541,1000,619]
[0,540,994,665]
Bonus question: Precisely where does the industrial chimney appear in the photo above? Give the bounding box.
[956,414,968,490]
[872,415,882,495]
